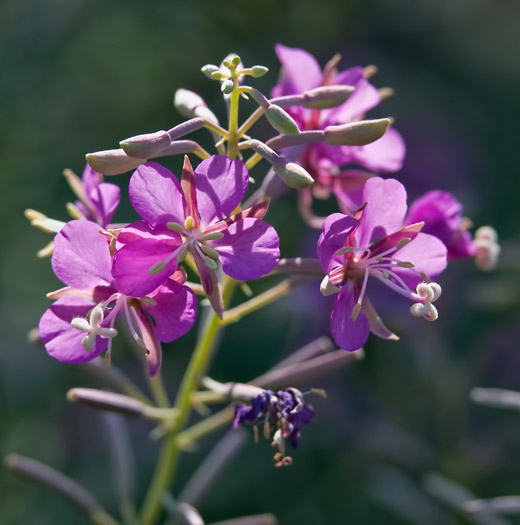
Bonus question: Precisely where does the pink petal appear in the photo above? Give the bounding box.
[331,170,376,215]
[129,162,186,227]
[112,237,181,297]
[52,220,113,289]
[274,44,323,95]
[39,297,108,364]
[194,156,249,228]
[211,218,280,281]
[356,178,408,248]
[145,281,197,342]
[97,182,121,226]
[330,283,370,352]
[347,127,406,173]
[393,232,448,287]
[318,213,358,273]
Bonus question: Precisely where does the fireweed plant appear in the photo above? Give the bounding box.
[12,47,500,525]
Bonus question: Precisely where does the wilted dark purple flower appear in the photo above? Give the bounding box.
[234,388,315,464]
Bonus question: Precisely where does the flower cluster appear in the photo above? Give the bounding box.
[28,45,499,372]
[25,48,500,484]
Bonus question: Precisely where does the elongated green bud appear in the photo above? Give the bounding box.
[303,85,354,109]
[265,104,301,135]
[174,89,219,125]
[273,160,314,190]
[201,64,221,79]
[86,149,144,176]
[67,388,146,417]
[324,118,390,146]
[120,130,171,158]
[251,65,269,78]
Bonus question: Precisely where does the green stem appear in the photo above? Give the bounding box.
[148,373,169,409]
[226,70,241,159]
[222,279,292,325]
[138,279,236,525]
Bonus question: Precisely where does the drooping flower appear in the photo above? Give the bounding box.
[405,190,476,260]
[25,164,121,257]
[233,388,315,466]
[69,163,121,228]
[39,220,197,376]
[112,155,280,317]
[317,177,447,351]
[404,190,500,270]
[272,44,406,221]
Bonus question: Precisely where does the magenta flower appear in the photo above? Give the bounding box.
[318,178,447,351]
[272,44,406,213]
[39,220,197,376]
[72,163,120,227]
[112,155,280,317]
[404,190,477,260]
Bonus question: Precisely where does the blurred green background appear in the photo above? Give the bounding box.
[2,0,519,523]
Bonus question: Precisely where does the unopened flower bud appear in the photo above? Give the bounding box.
[251,65,269,78]
[86,149,144,176]
[174,89,219,125]
[120,130,171,159]
[324,118,390,146]
[265,104,301,135]
[221,79,234,94]
[201,64,221,79]
[302,85,354,109]
[273,161,314,190]
[474,226,500,271]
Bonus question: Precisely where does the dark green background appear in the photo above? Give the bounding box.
[2,1,519,523]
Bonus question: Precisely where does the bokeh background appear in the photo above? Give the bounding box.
[2,0,519,523]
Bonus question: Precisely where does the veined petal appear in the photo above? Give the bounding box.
[97,182,121,226]
[361,295,399,341]
[194,156,249,227]
[112,237,181,297]
[129,162,186,227]
[393,232,448,287]
[39,297,108,364]
[317,213,358,273]
[116,221,178,248]
[52,220,112,289]
[211,217,280,281]
[330,283,370,352]
[356,178,408,248]
[274,44,323,95]
[204,201,269,234]
[145,280,197,342]
[130,304,162,377]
